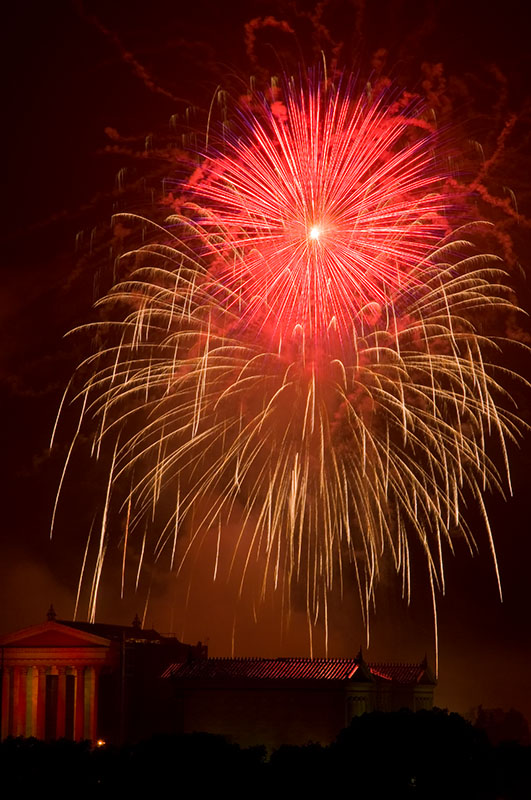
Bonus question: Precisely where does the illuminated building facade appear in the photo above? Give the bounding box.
[1,609,435,747]
[0,608,206,743]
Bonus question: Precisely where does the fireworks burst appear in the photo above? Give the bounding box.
[191,73,447,342]
[54,71,527,655]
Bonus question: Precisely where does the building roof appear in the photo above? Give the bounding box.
[370,662,432,684]
[164,657,361,681]
[162,656,435,685]
[57,619,165,644]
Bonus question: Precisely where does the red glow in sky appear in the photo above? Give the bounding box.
[2,0,531,729]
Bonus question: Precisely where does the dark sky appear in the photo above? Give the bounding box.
[2,0,530,724]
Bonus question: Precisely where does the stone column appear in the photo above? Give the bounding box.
[35,667,46,740]
[12,667,20,736]
[74,666,85,741]
[28,666,38,737]
[14,666,28,737]
[91,667,100,742]
[56,667,67,738]
[1,666,12,739]
[84,666,99,742]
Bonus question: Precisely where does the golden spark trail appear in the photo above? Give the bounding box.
[55,71,529,654]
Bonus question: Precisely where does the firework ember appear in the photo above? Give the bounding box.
[54,71,527,654]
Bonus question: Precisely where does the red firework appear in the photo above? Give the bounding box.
[187,73,450,344]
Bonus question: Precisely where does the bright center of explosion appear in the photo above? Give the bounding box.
[309,225,322,241]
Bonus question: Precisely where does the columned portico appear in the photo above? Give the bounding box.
[0,621,117,742]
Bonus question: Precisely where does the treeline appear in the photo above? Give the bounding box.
[1,708,529,798]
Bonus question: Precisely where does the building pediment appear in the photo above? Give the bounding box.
[0,621,112,649]
[346,662,374,683]
[417,665,437,686]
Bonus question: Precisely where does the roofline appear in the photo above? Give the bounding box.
[0,620,113,647]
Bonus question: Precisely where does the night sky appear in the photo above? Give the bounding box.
[2,0,530,725]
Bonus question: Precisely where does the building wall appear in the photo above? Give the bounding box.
[176,681,349,748]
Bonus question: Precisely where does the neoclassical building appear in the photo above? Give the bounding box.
[1,609,435,747]
[0,607,206,743]
[1,620,111,741]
